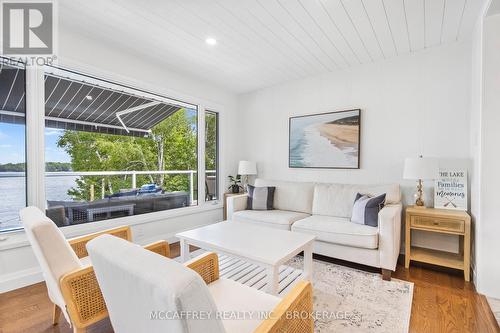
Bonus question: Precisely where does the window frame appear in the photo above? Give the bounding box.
[204,110,220,202]
[1,62,224,235]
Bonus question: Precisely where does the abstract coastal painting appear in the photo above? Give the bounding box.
[289,109,361,169]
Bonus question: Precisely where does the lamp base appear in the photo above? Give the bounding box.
[413,179,427,208]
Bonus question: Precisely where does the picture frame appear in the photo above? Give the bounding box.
[289,109,361,169]
[434,169,468,211]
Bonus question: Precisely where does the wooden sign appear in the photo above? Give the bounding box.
[434,169,468,210]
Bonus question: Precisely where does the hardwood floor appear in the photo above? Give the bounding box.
[1,243,498,333]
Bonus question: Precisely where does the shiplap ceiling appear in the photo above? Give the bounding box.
[60,0,486,93]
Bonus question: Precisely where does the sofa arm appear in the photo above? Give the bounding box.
[378,203,403,271]
[254,280,314,333]
[226,194,248,220]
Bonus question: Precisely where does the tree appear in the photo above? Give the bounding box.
[205,112,217,171]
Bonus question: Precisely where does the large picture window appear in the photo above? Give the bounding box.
[0,62,26,232]
[43,69,199,226]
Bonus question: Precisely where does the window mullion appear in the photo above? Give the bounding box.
[197,105,206,206]
[25,65,46,210]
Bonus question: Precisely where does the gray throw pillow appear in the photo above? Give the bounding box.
[351,192,386,227]
[247,185,275,210]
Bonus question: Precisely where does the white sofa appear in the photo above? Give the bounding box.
[227,179,402,279]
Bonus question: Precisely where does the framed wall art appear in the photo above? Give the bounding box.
[289,109,361,169]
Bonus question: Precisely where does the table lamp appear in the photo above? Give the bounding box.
[238,161,257,192]
[403,156,438,208]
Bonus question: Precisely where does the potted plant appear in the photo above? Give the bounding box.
[227,175,243,194]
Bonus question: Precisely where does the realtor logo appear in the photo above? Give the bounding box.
[2,1,53,55]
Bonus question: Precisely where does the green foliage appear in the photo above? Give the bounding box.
[0,163,25,172]
[205,112,217,171]
[46,162,72,172]
[57,108,202,201]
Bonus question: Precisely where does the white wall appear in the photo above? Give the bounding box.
[469,4,486,292]
[475,11,500,299]
[0,29,240,292]
[238,42,473,253]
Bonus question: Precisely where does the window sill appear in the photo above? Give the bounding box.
[0,202,222,251]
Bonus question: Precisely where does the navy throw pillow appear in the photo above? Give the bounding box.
[351,193,386,227]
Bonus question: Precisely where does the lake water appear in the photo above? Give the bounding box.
[0,173,77,231]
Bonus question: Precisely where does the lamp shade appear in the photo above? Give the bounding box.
[403,157,438,180]
[238,161,257,175]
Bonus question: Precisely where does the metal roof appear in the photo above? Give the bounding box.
[0,64,183,137]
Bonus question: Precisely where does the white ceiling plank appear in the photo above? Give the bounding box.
[103,0,284,90]
[280,0,349,68]
[342,0,385,61]
[358,0,397,59]
[383,0,411,54]
[320,0,372,63]
[404,0,425,51]
[57,0,487,93]
[297,0,360,66]
[242,0,326,75]
[425,0,446,47]
[147,0,301,85]
[211,0,316,77]
[440,0,466,43]
[245,0,329,74]
[60,1,246,78]
[258,0,338,71]
[173,0,306,81]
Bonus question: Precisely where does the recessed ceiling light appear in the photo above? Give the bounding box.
[85,95,93,101]
[205,37,217,46]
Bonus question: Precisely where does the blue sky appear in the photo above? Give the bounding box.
[0,123,69,164]
[0,123,25,164]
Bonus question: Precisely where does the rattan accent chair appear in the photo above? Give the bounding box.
[20,206,170,333]
[87,234,314,333]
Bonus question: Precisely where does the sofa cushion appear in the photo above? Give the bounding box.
[291,215,379,249]
[312,183,400,218]
[254,179,315,214]
[233,210,310,230]
[209,278,280,333]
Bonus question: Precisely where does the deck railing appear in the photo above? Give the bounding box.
[47,170,216,203]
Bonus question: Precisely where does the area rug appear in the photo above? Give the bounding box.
[286,257,413,333]
[182,251,414,332]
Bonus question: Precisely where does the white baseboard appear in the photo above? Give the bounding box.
[0,267,43,293]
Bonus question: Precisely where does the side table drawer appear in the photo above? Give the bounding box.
[410,216,464,233]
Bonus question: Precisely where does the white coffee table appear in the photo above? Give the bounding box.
[176,221,316,295]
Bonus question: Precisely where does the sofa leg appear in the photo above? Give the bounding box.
[381,269,392,281]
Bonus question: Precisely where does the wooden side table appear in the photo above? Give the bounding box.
[223,192,246,220]
[405,206,471,281]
